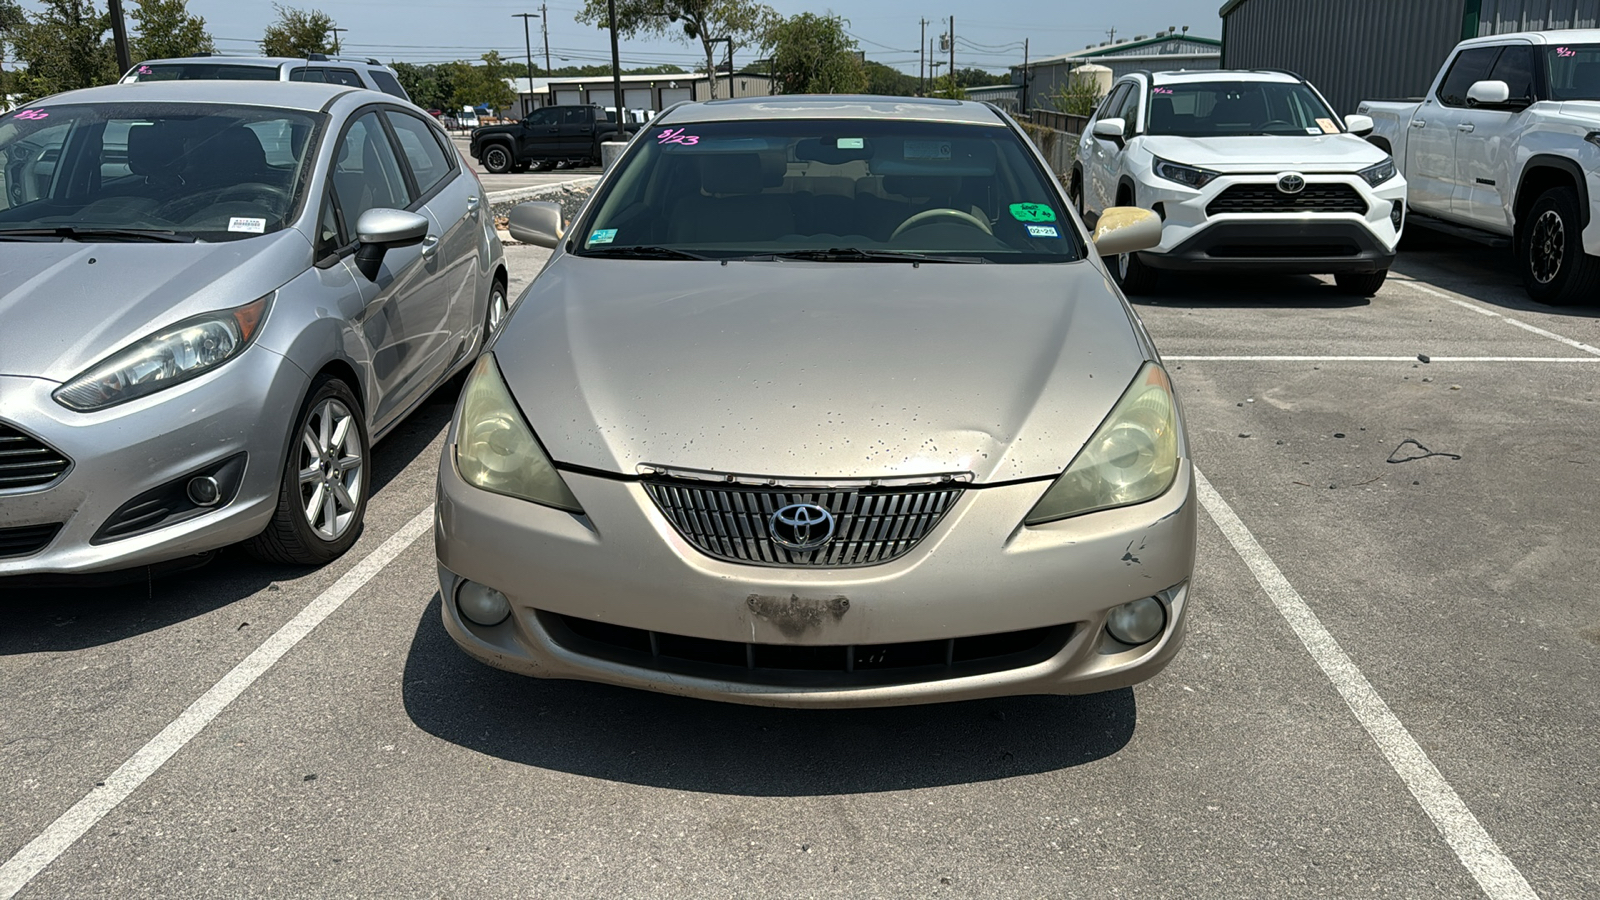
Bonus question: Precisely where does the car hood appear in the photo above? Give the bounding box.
[494,255,1151,483]
[1140,134,1388,173]
[1554,100,1600,124]
[0,231,313,382]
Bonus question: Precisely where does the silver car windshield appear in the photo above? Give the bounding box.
[578,120,1083,262]
[1147,81,1341,137]
[1545,44,1600,100]
[0,103,322,242]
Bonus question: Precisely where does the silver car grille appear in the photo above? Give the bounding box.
[643,480,963,568]
[0,424,71,491]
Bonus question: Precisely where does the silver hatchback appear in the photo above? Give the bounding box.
[0,81,506,578]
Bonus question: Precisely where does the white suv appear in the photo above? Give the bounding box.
[1073,70,1408,295]
[120,55,412,103]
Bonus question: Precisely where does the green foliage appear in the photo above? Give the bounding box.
[129,0,213,61]
[767,11,865,95]
[1048,68,1105,116]
[259,4,332,57]
[953,67,1009,89]
[392,61,455,111]
[454,51,516,112]
[930,74,967,100]
[12,0,117,101]
[576,0,778,98]
[863,60,917,96]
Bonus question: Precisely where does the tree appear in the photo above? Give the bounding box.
[260,4,332,57]
[129,0,213,61]
[930,73,966,100]
[953,67,1009,89]
[577,0,778,99]
[0,0,28,97]
[863,60,916,96]
[766,11,865,95]
[1048,67,1105,116]
[13,0,117,100]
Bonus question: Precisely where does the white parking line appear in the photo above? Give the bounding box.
[1166,355,1598,362]
[1400,282,1600,357]
[1194,469,1539,900]
[0,508,436,900]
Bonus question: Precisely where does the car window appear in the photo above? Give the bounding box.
[289,66,325,83]
[1487,45,1537,103]
[1115,86,1141,138]
[1146,80,1340,136]
[125,63,281,82]
[1544,43,1600,100]
[369,69,410,100]
[1095,85,1129,123]
[317,191,344,256]
[561,108,590,125]
[331,111,414,231]
[385,110,454,196]
[526,108,559,127]
[1438,47,1503,107]
[0,120,71,210]
[325,68,364,88]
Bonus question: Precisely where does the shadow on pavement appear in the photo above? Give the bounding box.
[1133,272,1370,309]
[1392,229,1600,319]
[402,596,1137,795]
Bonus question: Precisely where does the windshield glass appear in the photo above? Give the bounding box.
[123,63,281,83]
[0,103,322,241]
[576,119,1082,262]
[1147,80,1342,137]
[1545,44,1600,100]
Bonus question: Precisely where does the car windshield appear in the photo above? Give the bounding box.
[1147,81,1342,137]
[576,119,1083,262]
[123,63,280,82]
[1545,44,1600,100]
[0,102,322,242]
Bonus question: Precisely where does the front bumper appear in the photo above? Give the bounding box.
[0,346,308,578]
[436,451,1198,708]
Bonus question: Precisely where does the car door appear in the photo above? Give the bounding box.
[1409,46,1499,218]
[558,106,593,157]
[1454,42,1536,231]
[521,107,560,159]
[1085,83,1131,215]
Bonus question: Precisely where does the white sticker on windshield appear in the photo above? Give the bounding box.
[837,137,864,149]
[1026,224,1060,238]
[904,140,952,160]
[228,217,266,234]
[1306,127,1322,135]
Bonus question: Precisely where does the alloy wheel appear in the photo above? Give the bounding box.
[485,147,509,172]
[297,398,364,542]
[1529,210,1564,284]
[488,284,508,335]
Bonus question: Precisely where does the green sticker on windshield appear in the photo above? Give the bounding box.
[1010,203,1057,223]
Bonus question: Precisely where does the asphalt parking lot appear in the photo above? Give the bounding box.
[2,228,1596,898]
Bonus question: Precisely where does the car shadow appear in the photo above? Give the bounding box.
[1391,230,1600,319]
[401,596,1137,795]
[1134,272,1371,309]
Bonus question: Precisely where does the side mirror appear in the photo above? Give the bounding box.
[1093,206,1163,258]
[1093,118,1126,146]
[353,208,429,281]
[507,201,564,249]
[1466,79,1511,106]
[1343,114,1374,136]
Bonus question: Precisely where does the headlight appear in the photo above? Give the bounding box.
[454,353,583,513]
[1024,362,1180,525]
[53,294,271,411]
[1358,157,1396,187]
[1151,157,1220,190]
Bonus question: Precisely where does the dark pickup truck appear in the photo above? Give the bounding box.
[470,105,639,173]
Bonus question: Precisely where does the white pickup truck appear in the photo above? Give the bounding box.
[1360,30,1600,305]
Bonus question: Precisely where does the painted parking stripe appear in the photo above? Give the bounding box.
[0,508,436,900]
[1194,469,1539,900]
[1400,282,1600,357]
[1166,355,1598,362]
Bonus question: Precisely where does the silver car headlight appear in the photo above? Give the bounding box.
[1358,157,1397,187]
[1024,362,1180,525]
[454,353,583,513]
[53,294,272,411]
[1151,157,1220,190]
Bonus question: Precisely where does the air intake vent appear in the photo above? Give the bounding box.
[0,523,62,559]
[0,424,71,491]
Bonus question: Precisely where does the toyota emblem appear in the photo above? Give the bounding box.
[1277,172,1306,194]
[769,503,837,550]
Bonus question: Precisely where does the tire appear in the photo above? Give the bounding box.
[1518,187,1600,306]
[1113,250,1159,295]
[481,143,514,174]
[1068,172,1085,217]
[486,275,509,342]
[1334,269,1389,296]
[247,376,370,566]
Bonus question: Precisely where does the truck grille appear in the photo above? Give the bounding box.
[643,479,962,568]
[0,424,71,490]
[1207,183,1368,216]
[0,523,61,559]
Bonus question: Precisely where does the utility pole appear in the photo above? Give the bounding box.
[541,4,552,78]
[329,26,347,55]
[948,16,955,94]
[607,0,624,126]
[1021,38,1029,114]
[919,18,928,95]
[514,12,537,114]
[107,0,131,72]
[1106,26,1117,44]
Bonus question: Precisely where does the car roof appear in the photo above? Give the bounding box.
[1149,70,1301,85]
[655,95,1006,126]
[31,80,357,112]
[1459,29,1600,47]
[131,55,389,68]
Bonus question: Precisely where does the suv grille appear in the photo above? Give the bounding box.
[0,424,71,490]
[643,480,963,568]
[1206,183,1368,216]
[0,523,62,559]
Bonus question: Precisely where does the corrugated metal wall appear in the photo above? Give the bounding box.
[1222,0,1466,114]
[1476,0,1600,33]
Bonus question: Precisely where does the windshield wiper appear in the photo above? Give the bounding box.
[581,245,709,260]
[769,247,981,264]
[0,226,196,243]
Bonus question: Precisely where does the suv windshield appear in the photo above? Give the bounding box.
[1545,44,1600,100]
[1147,80,1341,137]
[577,119,1082,262]
[123,62,280,82]
[0,103,322,242]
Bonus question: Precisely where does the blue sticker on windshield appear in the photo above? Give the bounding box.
[589,229,617,245]
[1026,224,1060,238]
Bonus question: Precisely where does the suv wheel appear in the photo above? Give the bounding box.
[482,144,514,174]
[248,376,369,565]
[1335,270,1389,297]
[1114,251,1159,295]
[1519,187,1600,306]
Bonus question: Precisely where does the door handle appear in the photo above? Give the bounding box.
[1457,123,1475,133]
[1410,119,1426,128]
[420,236,439,259]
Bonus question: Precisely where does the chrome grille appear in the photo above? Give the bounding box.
[1206,183,1368,216]
[0,424,71,490]
[644,480,963,568]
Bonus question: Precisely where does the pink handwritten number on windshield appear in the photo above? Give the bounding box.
[14,110,48,121]
[138,65,153,73]
[1556,47,1575,57]
[657,128,699,146]
[1153,87,1173,94]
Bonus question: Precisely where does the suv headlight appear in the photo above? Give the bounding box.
[1358,157,1396,187]
[454,354,583,513]
[1152,157,1220,190]
[53,294,271,411]
[1024,363,1180,525]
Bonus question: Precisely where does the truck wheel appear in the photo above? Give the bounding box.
[1335,270,1388,296]
[1113,251,1159,295]
[481,144,514,174]
[1519,187,1600,306]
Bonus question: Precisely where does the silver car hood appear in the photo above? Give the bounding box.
[0,231,312,382]
[496,256,1149,483]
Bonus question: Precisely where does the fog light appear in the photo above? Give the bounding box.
[187,475,221,507]
[1391,200,1404,231]
[1105,596,1166,645]
[457,581,511,626]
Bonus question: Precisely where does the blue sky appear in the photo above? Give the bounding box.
[37,0,1225,74]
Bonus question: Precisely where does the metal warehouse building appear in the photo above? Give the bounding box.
[1220,0,1600,114]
